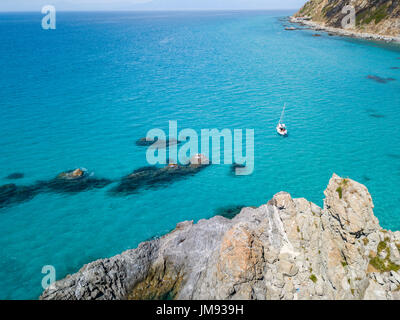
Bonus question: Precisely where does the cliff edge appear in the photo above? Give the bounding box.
[40,174,400,300]
[292,0,400,42]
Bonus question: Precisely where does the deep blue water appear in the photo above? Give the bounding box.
[1,10,400,299]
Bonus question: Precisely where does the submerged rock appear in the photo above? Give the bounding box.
[367,75,396,84]
[111,161,210,195]
[135,137,181,147]
[365,109,385,119]
[5,173,24,180]
[387,154,400,159]
[0,168,112,208]
[0,183,40,208]
[40,174,400,300]
[43,169,112,193]
[214,205,247,219]
[362,175,371,182]
[110,166,158,194]
[369,113,385,118]
[135,137,158,147]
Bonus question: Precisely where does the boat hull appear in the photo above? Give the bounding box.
[277,129,288,136]
[276,124,288,136]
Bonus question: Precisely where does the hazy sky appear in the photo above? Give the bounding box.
[0,0,307,11]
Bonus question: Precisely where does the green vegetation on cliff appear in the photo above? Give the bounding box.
[356,2,390,26]
[369,239,400,273]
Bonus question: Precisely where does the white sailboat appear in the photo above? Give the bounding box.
[276,104,288,136]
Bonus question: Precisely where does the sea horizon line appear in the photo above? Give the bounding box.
[0,8,299,14]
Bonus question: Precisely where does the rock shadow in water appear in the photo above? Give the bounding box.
[135,137,181,148]
[214,205,249,219]
[109,166,158,194]
[0,183,41,209]
[366,75,396,84]
[369,114,385,118]
[362,175,371,182]
[110,164,209,195]
[387,154,400,159]
[5,173,24,180]
[1,169,112,209]
[365,109,385,119]
[39,169,113,194]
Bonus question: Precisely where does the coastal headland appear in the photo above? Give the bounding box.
[41,174,400,300]
[290,0,400,43]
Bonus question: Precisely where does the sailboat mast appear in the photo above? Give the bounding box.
[279,104,286,124]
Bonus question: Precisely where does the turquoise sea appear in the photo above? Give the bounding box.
[0,10,400,299]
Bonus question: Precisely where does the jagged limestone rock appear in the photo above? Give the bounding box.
[40,174,400,300]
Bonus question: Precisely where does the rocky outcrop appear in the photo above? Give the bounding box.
[292,0,400,42]
[40,174,400,300]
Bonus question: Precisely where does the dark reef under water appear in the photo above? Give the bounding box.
[5,173,24,180]
[135,137,181,147]
[365,109,385,118]
[387,153,400,159]
[39,172,113,194]
[214,204,248,219]
[1,134,213,208]
[362,175,371,182]
[369,113,385,118]
[366,75,396,84]
[0,184,40,209]
[0,170,112,209]
[0,148,212,208]
[110,163,209,195]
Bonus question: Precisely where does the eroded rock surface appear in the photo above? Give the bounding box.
[40,174,400,300]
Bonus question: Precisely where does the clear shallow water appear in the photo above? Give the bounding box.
[0,10,400,299]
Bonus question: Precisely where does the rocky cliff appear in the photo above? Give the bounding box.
[292,0,400,41]
[40,174,400,300]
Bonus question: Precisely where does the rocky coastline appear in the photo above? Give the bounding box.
[41,174,400,300]
[291,0,400,43]
[290,16,400,43]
